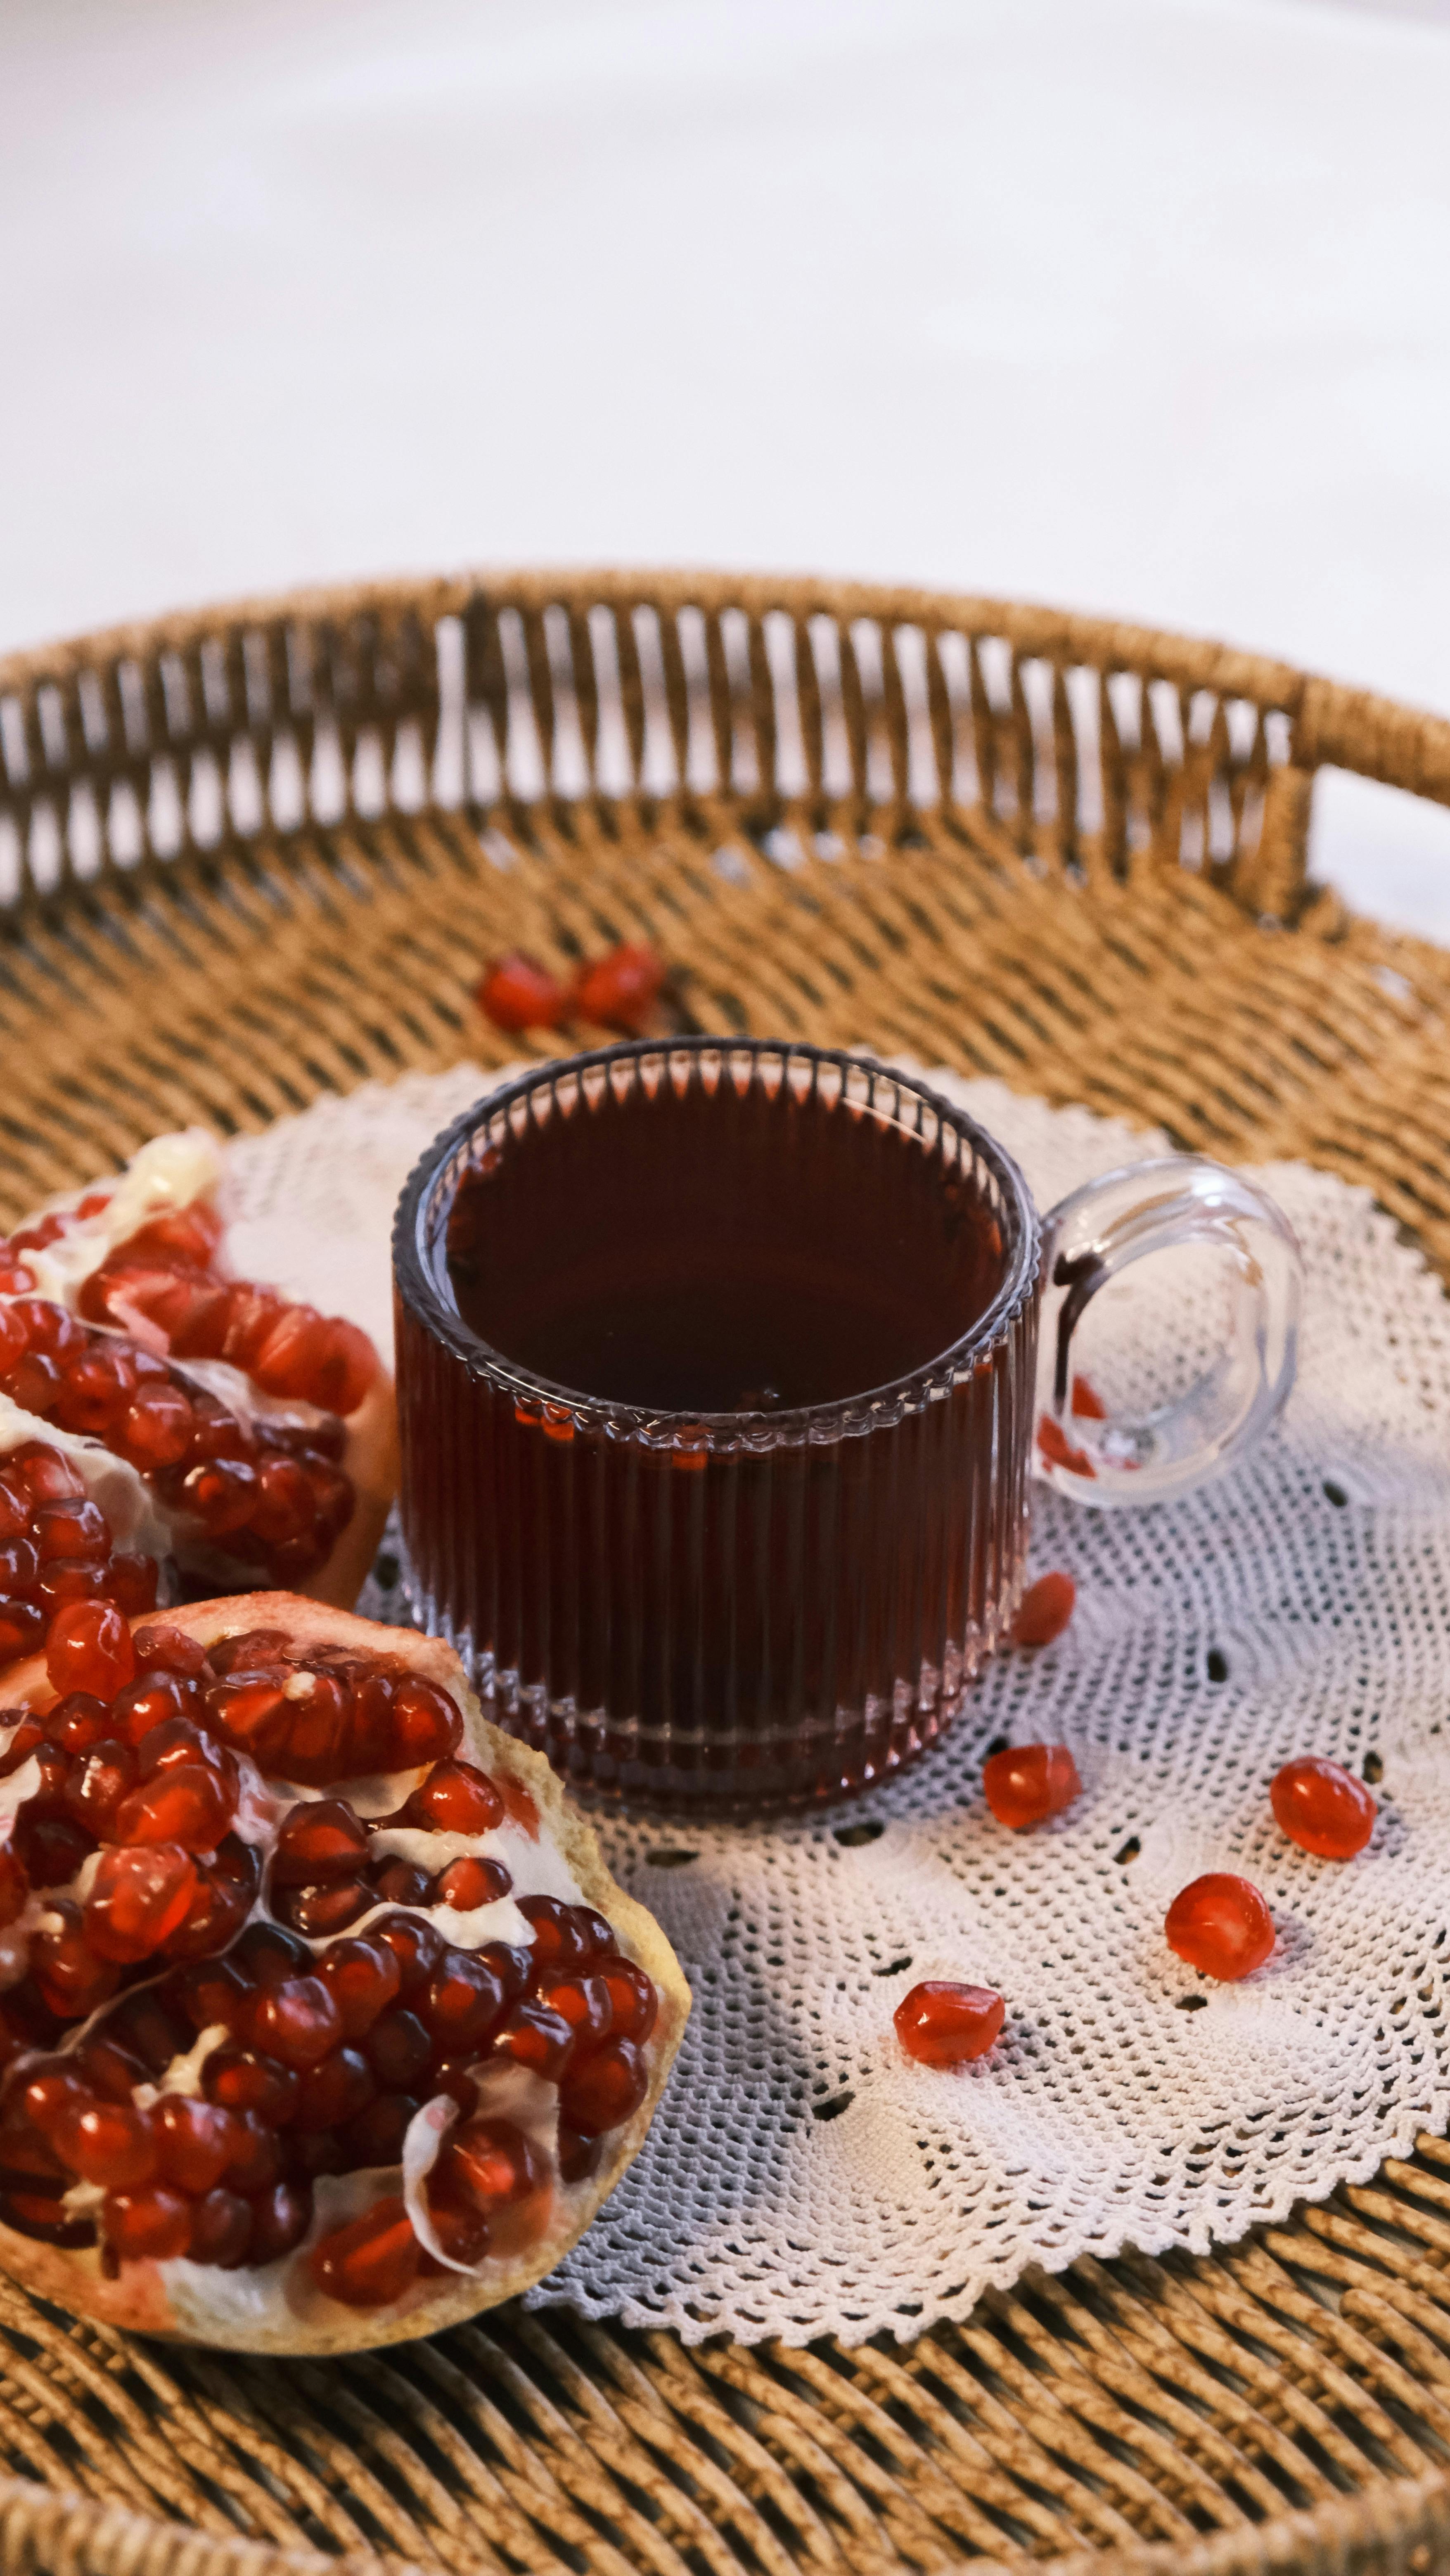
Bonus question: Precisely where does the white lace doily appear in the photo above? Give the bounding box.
[223,1063,1450,2347]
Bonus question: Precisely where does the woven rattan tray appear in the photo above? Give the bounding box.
[2,570,1450,2576]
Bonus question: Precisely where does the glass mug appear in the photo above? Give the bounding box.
[393,1042,1301,1812]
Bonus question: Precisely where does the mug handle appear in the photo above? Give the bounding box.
[1034,1156,1303,1507]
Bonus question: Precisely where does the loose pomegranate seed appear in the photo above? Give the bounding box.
[497,2001,575,2083]
[1037,1418,1096,1478]
[46,1599,135,1700]
[152,2097,239,2194]
[292,2045,375,2131]
[404,1759,505,1835]
[1164,1874,1275,1982]
[432,1856,511,1911]
[422,1951,507,2050]
[309,2193,420,2308]
[84,1844,199,1962]
[594,1957,658,2045]
[559,2036,649,2137]
[247,2179,312,2264]
[1270,1757,1376,1860]
[894,1982,1006,2067]
[103,2184,192,2261]
[1011,1572,1077,1648]
[364,2009,433,2091]
[982,1743,1082,1830]
[476,952,573,1034]
[573,942,665,1034]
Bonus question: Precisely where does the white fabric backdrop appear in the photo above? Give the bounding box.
[2,0,1448,936]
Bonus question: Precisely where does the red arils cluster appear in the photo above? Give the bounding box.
[0,1442,157,1673]
[0,1299,353,1586]
[476,942,665,1038]
[0,1621,657,2308]
[61,1198,378,1421]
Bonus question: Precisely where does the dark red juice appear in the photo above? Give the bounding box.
[394,1045,1038,1810]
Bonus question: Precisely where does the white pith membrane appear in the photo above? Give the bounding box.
[0,1608,676,2330]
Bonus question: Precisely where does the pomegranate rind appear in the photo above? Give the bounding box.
[0,1596,690,2354]
[301,1370,398,1614]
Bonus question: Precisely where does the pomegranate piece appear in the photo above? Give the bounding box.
[573,942,666,1035]
[1270,1757,1376,1860]
[1164,1874,1275,1982]
[895,1981,1006,2067]
[982,1743,1082,1831]
[1011,1572,1077,1648]
[475,952,572,1034]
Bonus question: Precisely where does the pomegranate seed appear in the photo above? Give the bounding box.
[236,1921,312,1988]
[246,2180,312,2265]
[252,1977,343,2069]
[517,1895,588,1975]
[113,1763,237,1852]
[47,1692,111,1755]
[288,2127,348,2181]
[476,952,572,1033]
[14,1441,85,1499]
[222,2112,282,2195]
[558,2125,602,2186]
[894,1981,1006,2067]
[22,2067,90,2145]
[310,2194,420,2307]
[432,1855,511,1911]
[84,1843,199,1962]
[203,1669,292,1768]
[0,1598,46,1660]
[170,1953,253,2034]
[67,2101,159,2189]
[405,1759,505,1835]
[116,1674,196,1745]
[316,1936,401,2037]
[292,2045,375,2131]
[58,1349,138,1436]
[1036,1418,1096,1479]
[133,1624,211,1681]
[572,942,665,1034]
[371,1914,444,1997]
[272,1799,369,1886]
[0,1537,39,1593]
[983,1743,1082,1830]
[438,2116,544,2212]
[204,2049,299,2123]
[161,1849,257,1963]
[0,1839,29,1929]
[0,1716,45,1778]
[120,1389,194,1469]
[430,2057,480,2114]
[1011,1572,1077,1648]
[103,2185,191,2261]
[188,2187,251,2267]
[15,1811,92,1895]
[181,1458,258,1537]
[363,2009,432,2090]
[479,1940,533,2004]
[46,1600,135,1700]
[343,2094,418,2166]
[210,1628,292,1676]
[31,1496,108,1562]
[106,1554,160,1617]
[276,1880,374,1939]
[568,1906,615,1959]
[559,2037,649,2136]
[64,1739,137,1837]
[31,1906,119,2018]
[152,2097,239,2194]
[1270,1757,1376,1860]
[497,2000,575,2084]
[498,1774,539,1837]
[538,1972,613,2049]
[389,1676,463,1771]
[110,1991,190,2074]
[421,2201,491,2270]
[422,1951,507,2049]
[79,2034,147,2104]
[594,1957,658,2045]
[3,1354,61,1415]
[1165,1874,1275,1981]
[37,1557,109,1611]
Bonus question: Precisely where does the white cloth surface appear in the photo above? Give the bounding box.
[224,1064,1450,2343]
[2,0,1450,938]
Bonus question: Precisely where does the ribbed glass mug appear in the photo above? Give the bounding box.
[393,1042,1301,1811]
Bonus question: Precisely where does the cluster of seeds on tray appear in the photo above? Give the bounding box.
[0,1619,658,2305]
[475,941,666,1037]
[0,1442,158,1673]
[0,1298,354,1588]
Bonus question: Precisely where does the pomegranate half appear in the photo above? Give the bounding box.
[0,1596,688,2351]
[0,1133,396,1612]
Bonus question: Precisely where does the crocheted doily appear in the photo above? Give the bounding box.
[224,1063,1450,2347]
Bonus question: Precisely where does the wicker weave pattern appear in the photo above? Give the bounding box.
[2,571,1450,2576]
